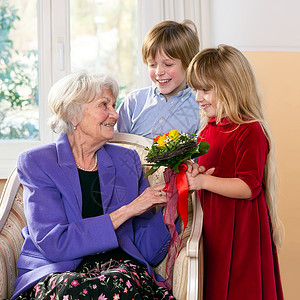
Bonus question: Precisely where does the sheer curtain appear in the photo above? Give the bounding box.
[137,0,210,87]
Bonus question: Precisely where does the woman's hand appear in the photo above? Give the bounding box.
[109,183,167,230]
[127,183,167,217]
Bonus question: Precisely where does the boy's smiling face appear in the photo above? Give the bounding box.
[147,50,187,101]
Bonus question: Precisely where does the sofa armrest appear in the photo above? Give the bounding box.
[186,191,204,300]
[0,168,26,299]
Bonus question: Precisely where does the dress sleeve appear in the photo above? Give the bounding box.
[235,122,269,200]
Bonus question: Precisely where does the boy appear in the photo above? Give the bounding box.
[117,20,201,139]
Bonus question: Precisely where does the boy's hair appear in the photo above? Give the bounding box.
[48,71,119,134]
[142,20,200,70]
[187,44,283,248]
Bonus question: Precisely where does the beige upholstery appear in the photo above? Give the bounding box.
[0,132,203,300]
[0,168,26,299]
[110,133,204,300]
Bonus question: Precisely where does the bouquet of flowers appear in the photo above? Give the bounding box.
[144,129,209,289]
[144,129,209,177]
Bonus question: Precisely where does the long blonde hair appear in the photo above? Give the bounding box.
[187,45,283,248]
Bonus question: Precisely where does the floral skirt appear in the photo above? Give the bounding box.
[15,251,175,300]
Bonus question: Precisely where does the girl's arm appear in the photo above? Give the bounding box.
[186,172,252,199]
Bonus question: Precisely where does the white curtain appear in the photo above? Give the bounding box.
[137,0,210,87]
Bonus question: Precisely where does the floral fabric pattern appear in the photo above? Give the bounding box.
[15,254,175,300]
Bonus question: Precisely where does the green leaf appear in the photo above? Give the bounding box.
[173,163,180,173]
[191,141,210,159]
[144,165,160,178]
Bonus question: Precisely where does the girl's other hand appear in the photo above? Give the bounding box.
[186,172,203,191]
[186,160,215,177]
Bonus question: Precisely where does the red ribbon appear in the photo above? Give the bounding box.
[156,163,189,289]
[162,163,189,230]
[175,163,189,230]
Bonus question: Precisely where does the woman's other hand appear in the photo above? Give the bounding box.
[127,183,167,216]
[109,183,166,229]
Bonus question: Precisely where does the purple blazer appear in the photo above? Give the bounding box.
[12,134,171,299]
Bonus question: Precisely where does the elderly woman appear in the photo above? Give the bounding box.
[12,72,175,300]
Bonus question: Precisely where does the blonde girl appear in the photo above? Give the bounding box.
[186,45,284,300]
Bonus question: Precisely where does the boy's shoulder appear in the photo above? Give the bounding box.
[121,86,155,108]
[127,86,154,98]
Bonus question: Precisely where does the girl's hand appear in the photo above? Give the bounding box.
[186,172,205,191]
[185,160,215,191]
[186,160,215,177]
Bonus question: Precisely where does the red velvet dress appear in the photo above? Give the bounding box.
[197,118,284,300]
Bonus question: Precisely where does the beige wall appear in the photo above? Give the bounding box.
[244,51,300,300]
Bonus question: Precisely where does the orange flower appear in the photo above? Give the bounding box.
[153,135,160,143]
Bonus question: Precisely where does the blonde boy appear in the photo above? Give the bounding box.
[117,20,200,139]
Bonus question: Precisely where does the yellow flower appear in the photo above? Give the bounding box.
[156,134,167,148]
[168,129,180,140]
[153,135,160,143]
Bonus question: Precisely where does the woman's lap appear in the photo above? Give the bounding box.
[15,254,175,299]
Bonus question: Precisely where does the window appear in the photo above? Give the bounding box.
[0,0,48,178]
[0,0,54,178]
[0,0,38,140]
[70,0,138,108]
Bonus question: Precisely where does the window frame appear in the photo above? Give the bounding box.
[0,0,204,178]
[0,0,70,178]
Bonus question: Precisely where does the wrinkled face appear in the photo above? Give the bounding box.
[195,89,217,119]
[147,50,187,101]
[76,88,119,143]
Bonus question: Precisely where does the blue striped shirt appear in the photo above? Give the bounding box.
[116,85,200,139]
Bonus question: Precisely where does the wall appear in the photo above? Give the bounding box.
[244,51,300,300]
[208,0,300,51]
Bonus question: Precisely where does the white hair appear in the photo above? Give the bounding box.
[48,71,119,134]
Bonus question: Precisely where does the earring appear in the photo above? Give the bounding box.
[72,123,77,130]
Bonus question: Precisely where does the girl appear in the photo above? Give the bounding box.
[186,45,284,300]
